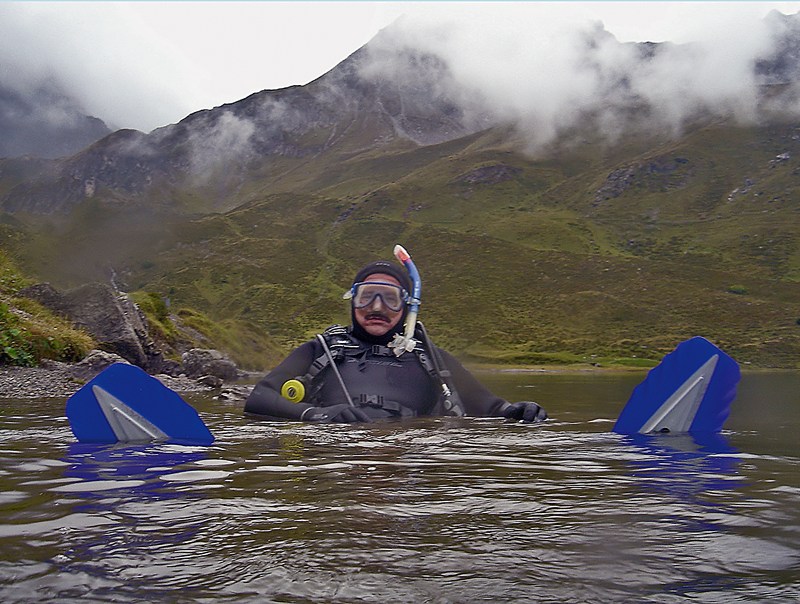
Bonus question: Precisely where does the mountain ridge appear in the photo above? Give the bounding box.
[4,11,800,215]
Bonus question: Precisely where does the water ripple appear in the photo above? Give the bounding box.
[1,392,798,602]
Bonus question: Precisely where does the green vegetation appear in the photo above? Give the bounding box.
[2,119,799,369]
[0,303,35,366]
[173,307,285,369]
[0,250,95,366]
[129,291,286,370]
[129,291,182,349]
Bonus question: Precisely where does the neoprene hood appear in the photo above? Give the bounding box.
[351,260,412,293]
[349,260,411,345]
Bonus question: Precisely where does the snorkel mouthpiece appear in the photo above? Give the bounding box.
[388,244,421,356]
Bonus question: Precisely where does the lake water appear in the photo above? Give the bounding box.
[1,371,798,603]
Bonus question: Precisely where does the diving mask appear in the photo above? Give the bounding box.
[343,281,409,312]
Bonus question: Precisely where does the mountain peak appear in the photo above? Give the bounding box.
[0,74,110,159]
[5,11,800,214]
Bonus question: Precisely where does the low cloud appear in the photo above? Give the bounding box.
[184,111,257,179]
[362,7,799,152]
[2,1,798,151]
[0,3,203,132]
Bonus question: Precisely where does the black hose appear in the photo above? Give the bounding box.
[316,334,354,406]
[417,322,465,417]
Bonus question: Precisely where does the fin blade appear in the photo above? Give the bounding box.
[639,354,717,433]
[614,337,740,435]
[67,363,214,445]
[92,385,169,442]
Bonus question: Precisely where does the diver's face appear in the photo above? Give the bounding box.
[353,273,404,337]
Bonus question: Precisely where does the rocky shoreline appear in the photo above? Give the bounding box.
[0,350,258,401]
[2,280,266,402]
[0,364,209,400]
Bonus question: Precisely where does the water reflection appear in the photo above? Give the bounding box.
[60,442,215,495]
[46,442,237,601]
[620,432,744,513]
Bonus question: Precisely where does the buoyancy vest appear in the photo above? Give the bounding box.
[299,325,444,419]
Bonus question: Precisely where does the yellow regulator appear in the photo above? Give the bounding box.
[280,379,306,403]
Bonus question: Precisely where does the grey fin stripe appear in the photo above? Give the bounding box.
[92,385,169,442]
[640,354,719,434]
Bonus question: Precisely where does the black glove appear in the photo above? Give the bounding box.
[300,403,372,423]
[501,401,548,423]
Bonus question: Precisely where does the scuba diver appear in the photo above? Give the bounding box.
[244,254,547,424]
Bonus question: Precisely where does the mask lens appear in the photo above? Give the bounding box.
[352,282,406,311]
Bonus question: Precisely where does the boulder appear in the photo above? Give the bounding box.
[215,384,254,403]
[196,374,224,388]
[181,348,239,382]
[18,283,240,381]
[19,282,168,373]
[68,349,129,382]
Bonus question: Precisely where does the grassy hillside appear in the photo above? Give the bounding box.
[0,248,95,366]
[3,121,799,370]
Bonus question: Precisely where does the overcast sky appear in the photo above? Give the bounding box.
[2,1,799,132]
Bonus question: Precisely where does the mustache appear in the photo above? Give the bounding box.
[364,312,391,322]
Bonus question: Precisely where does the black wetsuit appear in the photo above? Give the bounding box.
[244,326,510,421]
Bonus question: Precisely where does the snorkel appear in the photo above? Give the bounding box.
[388,244,421,356]
[389,244,465,415]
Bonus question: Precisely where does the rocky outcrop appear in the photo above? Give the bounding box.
[593,165,639,204]
[19,282,244,383]
[593,157,693,205]
[453,163,522,186]
[20,282,153,369]
[19,282,179,375]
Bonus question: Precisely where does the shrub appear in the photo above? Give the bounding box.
[0,303,35,366]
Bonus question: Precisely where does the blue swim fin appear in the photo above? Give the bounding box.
[66,363,214,445]
[613,337,740,435]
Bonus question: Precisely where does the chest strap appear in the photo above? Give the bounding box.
[355,394,416,418]
[297,325,449,411]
